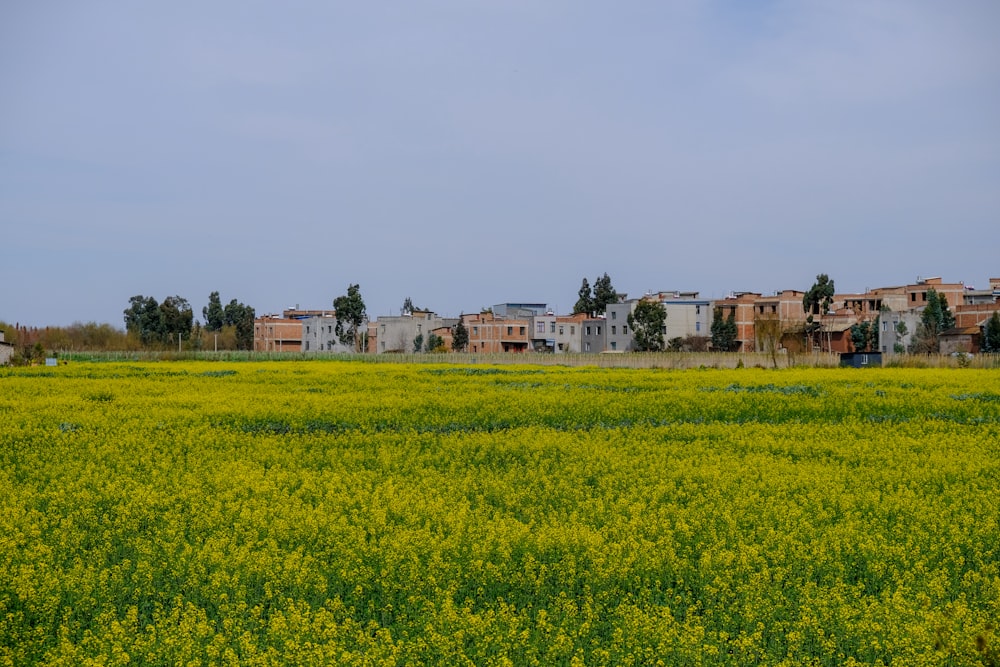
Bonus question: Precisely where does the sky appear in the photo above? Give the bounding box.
[2,1,998,328]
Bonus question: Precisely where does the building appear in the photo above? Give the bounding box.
[657,291,713,344]
[605,301,637,352]
[553,313,588,353]
[0,331,13,365]
[463,311,531,353]
[370,310,459,354]
[300,315,355,353]
[580,318,606,353]
[711,292,760,352]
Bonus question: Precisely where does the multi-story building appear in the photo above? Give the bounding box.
[711,292,760,352]
[463,311,531,353]
[370,310,459,354]
[605,301,637,352]
[657,291,713,344]
[254,308,334,352]
[580,318,606,353]
[553,313,588,353]
[300,315,355,353]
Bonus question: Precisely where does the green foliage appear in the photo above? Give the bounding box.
[413,333,424,353]
[850,318,879,353]
[333,284,367,352]
[573,274,618,316]
[803,274,835,349]
[984,312,1000,353]
[627,299,666,352]
[711,308,738,352]
[202,291,225,331]
[223,299,256,351]
[124,295,164,345]
[592,273,619,313]
[572,278,595,316]
[910,288,955,354]
[451,319,469,352]
[425,333,444,353]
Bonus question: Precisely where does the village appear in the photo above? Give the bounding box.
[253,275,1000,358]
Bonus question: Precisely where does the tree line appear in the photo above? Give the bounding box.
[122,291,255,351]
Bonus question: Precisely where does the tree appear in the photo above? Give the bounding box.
[333,284,367,352]
[850,321,870,352]
[425,333,444,353]
[983,312,1000,353]
[910,288,954,354]
[413,333,424,353]
[203,291,225,331]
[124,295,164,346]
[593,273,619,314]
[756,317,783,367]
[573,278,595,316]
[803,274,835,350]
[452,319,469,352]
[160,295,193,345]
[628,299,666,352]
[711,307,738,352]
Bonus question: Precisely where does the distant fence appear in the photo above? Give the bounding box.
[54,349,1000,369]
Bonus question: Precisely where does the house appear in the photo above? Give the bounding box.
[940,326,982,355]
[605,300,638,352]
[463,311,530,353]
[580,318,606,353]
[0,331,13,365]
[370,310,458,353]
[657,291,713,344]
[300,315,355,353]
[711,292,760,351]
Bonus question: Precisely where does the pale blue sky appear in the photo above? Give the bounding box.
[2,1,998,327]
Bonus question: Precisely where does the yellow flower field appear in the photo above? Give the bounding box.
[1,361,998,665]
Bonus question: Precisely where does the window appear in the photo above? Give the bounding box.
[559,326,564,335]
[611,325,617,335]
[306,325,310,334]
[328,325,333,334]
[550,322,556,333]
[597,326,602,335]
[623,325,628,335]
[507,326,513,335]
[696,321,701,332]
[473,326,478,335]
[519,327,525,335]
[537,322,545,334]
[696,305,701,314]
[586,326,591,336]
[305,341,310,350]
[570,326,575,335]
[611,311,617,320]
[585,342,591,352]
[611,341,617,350]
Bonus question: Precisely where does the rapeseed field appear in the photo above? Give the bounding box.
[1,361,998,665]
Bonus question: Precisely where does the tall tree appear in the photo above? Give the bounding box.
[401,297,415,315]
[412,333,424,353]
[451,319,469,352]
[203,291,225,331]
[628,299,666,352]
[983,311,1000,353]
[803,273,835,349]
[910,288,955,353]
[123,295,163,346]
[711,308,738,352]
[160,295,193,345]
[573,278,595,316]
[220,300,255,350]
[593,273,619,314]
[333,284,367,352]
